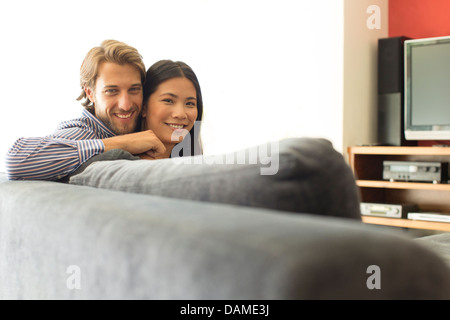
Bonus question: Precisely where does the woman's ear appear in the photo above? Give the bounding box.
[140,102,148,131]
[141,102,147,118]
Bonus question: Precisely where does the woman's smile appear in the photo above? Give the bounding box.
[165,123,187,130]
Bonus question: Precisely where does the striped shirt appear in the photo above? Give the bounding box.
[6,109,115,181]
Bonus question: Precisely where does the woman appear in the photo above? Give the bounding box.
[139,60,203,159]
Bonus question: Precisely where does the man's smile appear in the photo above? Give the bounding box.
[114,112,134,119]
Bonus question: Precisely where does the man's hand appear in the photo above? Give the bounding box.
[102,130,166,158]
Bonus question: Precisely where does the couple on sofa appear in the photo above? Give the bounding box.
[6,40,203,181]
[5,40,361,220]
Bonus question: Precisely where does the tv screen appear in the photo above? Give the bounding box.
[405,36,450,140]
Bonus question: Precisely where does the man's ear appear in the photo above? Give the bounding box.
[84,86,95,104]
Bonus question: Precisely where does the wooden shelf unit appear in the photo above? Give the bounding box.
[348,146,450,232]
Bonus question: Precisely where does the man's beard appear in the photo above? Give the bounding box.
[96,111,140,135]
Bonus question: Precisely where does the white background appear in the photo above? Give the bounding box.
[0,0,343,172]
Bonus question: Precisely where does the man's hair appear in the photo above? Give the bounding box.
[77,40,146,113]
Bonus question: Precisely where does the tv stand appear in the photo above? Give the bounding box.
[432,144,450,148]
[348,145,450,232]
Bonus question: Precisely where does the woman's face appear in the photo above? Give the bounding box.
[142,77,198,146]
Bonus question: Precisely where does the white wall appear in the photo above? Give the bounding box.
[0,0,344,173]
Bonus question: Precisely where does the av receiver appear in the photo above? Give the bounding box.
[360,202,418,219]
[383,161,449,183]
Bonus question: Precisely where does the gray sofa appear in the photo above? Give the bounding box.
[1,138,449,299]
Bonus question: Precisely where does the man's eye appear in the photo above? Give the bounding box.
[105,89,118,95]
[129,87,142,94]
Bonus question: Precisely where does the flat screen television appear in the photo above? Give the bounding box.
[404,35,450,140]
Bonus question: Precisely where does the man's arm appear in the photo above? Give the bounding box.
[5,136,105,181]
[5,130,166,181]
[102,130,166,159]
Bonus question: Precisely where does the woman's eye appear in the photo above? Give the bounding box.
[186,102,197,108]
[162,99,173,104]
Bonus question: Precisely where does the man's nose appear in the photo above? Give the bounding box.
[118,93,133,111]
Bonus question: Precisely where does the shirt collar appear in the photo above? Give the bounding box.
[82,109,116,138]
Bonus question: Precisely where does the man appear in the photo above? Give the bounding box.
[6,40,165,180]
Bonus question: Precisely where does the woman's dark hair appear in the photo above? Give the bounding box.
[143,60,203,157]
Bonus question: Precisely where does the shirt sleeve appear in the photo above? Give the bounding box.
[5,134,105,181]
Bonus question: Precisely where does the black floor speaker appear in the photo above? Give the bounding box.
[377,36,416,146]
[378,92,404,146]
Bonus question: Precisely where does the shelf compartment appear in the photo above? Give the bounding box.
[348,146,450,231]
[356,180,450,191]
[361,216,450,232]
[349,146,450,156]
[359,186,450,213]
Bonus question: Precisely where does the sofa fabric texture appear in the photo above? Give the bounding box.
[1,137,450,299]
[416,233,450,269]
[1,173,450,299]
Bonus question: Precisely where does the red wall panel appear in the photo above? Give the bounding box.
[389,0,450,39]
[389,0,450,145]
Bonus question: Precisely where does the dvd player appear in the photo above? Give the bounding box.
[407,212,450,223]
[360,202,418,219]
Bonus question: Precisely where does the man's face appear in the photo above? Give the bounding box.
[85,62,143,135]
